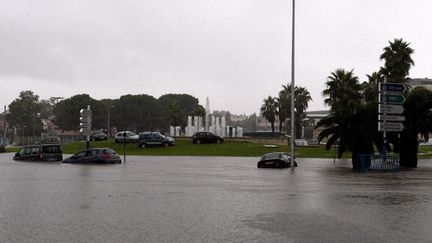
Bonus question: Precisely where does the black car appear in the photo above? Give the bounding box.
[138,132,175,148]
[91,130,108,141]
[192,132,224,144]
[13,144,63,162]
[257,152,297,168]
[63,148,121,164]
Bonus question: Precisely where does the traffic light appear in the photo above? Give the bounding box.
[79,108,92,136]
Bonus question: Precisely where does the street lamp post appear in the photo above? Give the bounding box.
[290,0,296,171]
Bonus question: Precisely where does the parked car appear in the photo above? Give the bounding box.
[192,132,224,144]
[257,152,297,168]
[37,136,61,144]
[114,131,140,143]
[63,148,121,164]
[419,139,432,146]
[13,144,63,162]
[91,130,108,141]
[138,132,175,148]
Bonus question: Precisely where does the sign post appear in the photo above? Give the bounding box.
[378,82,406,158]
[79,105,92,149]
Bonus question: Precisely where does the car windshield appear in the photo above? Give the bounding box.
[262,153,282,160]
[103,149,116,154]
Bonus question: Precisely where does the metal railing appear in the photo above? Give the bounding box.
[358,154,400,172]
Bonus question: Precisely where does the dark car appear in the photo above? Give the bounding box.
[91,130,108,141]
[13,144,63,162]
[192,132,224,144]
[138,132,175,148]
[63,148,121,164]
[257,152,297,168]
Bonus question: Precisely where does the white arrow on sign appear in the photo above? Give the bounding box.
[378,122,404,132]
[378,104,404,114]
[378,114,405,122]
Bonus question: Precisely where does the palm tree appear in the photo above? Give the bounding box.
[294,87,312,138]
[317,69,377,168]
[279,84,312,138]
[260,96,278,134]
[362,71,384,102]
[379,38,414,83]
[322,69,363,111]
[276,96,287,134]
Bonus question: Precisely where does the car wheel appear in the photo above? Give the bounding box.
[139,143,147,148]
[196,139,201,144]
[115,139,119,143]
[163,142,169,147]
[216,139,221,144]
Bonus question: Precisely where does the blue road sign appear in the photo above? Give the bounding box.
[379,83,407,93]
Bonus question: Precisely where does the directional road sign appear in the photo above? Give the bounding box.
[379,93,406,104]
[378,114,405,122]
[378,122,404,132]
[379,83,407,93]
[378,104,404,114]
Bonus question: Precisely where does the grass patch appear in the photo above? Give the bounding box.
[56,139,349,158]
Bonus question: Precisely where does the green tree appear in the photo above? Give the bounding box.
[112,94,164,132]
[362,71,384,102]
[279,84,312,138]
[379,38,414,83]
[400,87,432,167]
[260,96,277,134]
[7,91,42,137]
[158,94,202,127]
[322,69,363,110]
[53,94,106,131]
[317,69,376,168]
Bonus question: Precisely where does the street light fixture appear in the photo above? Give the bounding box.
[290,0,296,171]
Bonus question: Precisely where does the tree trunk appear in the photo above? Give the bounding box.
[400,130,418,167]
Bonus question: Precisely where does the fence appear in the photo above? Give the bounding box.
[357,154,400,172]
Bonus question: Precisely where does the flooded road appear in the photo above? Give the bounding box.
[0,153,431,242]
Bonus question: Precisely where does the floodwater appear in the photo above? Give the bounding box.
[0,153,431,242]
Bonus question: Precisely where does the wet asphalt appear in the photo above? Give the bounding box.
[0,153,432,242]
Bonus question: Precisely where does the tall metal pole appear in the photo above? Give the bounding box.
[290,0,296,171]
[107,107,110,138]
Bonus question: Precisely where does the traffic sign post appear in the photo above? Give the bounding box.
[378,82,406,159]
[379,83,407,93]
[378,114,405,122]
[379,93,406,104]
[378,122,404,132]
[378,104,404,114]
[79,105,92,149]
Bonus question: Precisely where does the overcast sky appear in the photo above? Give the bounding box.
[1,0,431,114]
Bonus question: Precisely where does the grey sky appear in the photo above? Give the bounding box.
[1,0,430,114]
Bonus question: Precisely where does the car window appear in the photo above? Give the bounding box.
[23,147,32,155]
[31,147,39,154]
[103,149,116,154]
[86,150,98,156]
[74,151,87,158]
[18,148,25,155]
[42,145,60,154]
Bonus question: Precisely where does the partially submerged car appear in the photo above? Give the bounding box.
[257,152,297,168]
[13,144,63,162]
[63,148,121,164]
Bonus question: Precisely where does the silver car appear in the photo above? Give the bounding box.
[114,131,140,143]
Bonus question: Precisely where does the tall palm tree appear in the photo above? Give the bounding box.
[317,69,377,168]
[379,38,414,83]
[322,69,363,111]
[294,87,312,138]
[260,96,278,134]
[279,84,312,138]
[276,96,287,134]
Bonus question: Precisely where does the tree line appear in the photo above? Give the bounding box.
[4,92,205,136]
